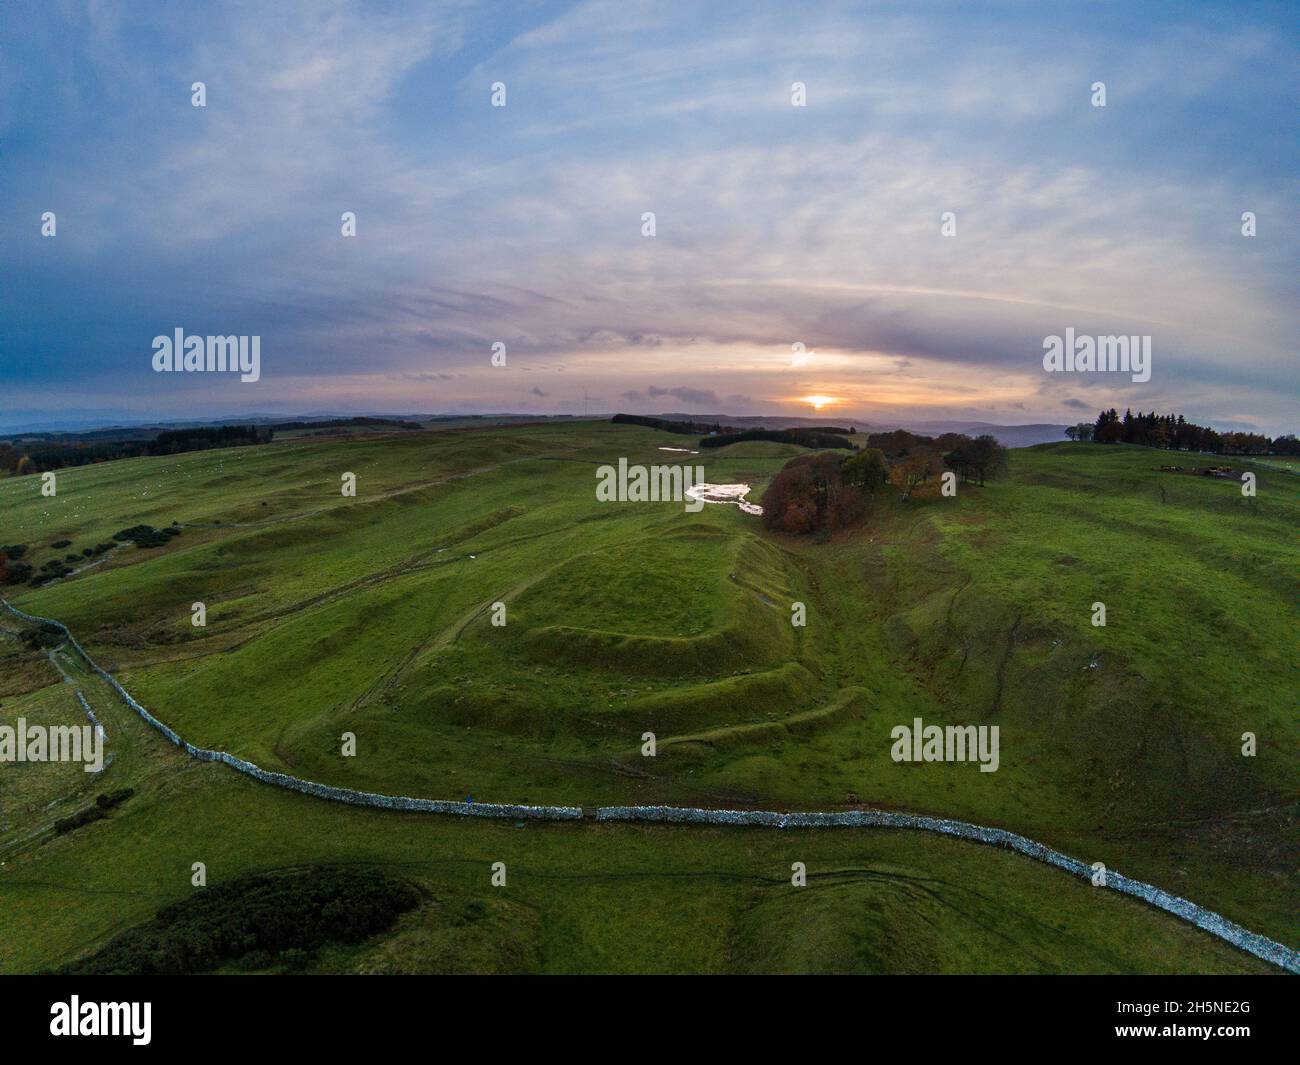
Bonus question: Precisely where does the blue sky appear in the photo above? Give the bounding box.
[1,0,1296,433]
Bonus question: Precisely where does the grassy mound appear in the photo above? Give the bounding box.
[619,662,821,733]
[651,685,869,757]
[2,424,1295,956]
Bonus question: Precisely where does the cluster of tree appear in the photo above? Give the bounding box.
[761,433,1007,534]
[760,452,868,533]
[942,435,1008,487]
[1075,409,1297,455]
[0,425,271,475]
[879,436,1006,501]
[699,428,853,450]
[863,429,978,458]
[112,524,182,549]
[149,425,270,454]
[858,430,1006,493]
[60,868,422,975]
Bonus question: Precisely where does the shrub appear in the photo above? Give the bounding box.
[54,806,108,835]
[111,525,181,549]
[1,561,32,585]
[95,788,134,810]
[59,868,422,975]
[53,791,134,835]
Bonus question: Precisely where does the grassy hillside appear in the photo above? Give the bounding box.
[0,622,1273,974]
[1,422,1294,970]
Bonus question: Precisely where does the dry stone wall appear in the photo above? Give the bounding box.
[5,597,1296,973]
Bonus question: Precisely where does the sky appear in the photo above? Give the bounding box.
[1,0,1296,434]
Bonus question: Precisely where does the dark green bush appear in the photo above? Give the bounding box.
[111,525,181,549]
[60,868,422,974]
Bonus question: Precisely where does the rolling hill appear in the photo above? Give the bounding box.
[0,420,1293,973]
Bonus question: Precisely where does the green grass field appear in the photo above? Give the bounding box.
[1,421,1294,972]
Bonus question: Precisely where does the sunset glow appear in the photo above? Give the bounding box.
[800,395,838,411]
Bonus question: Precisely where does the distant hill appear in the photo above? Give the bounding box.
[654,413,1066,449]
[1,409,1067,449]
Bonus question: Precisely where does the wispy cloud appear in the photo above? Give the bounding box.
[0,0,1295,433]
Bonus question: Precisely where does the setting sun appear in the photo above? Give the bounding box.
[800,395,838,410]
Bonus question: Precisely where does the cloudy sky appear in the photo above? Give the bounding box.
[1,0,1295,433]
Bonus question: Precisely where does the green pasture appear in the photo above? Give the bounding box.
[1,423,1294,969]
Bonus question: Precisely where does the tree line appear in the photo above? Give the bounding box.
[1065,409,1298,455]
[611,414,859,450]
[0,424,272,476]
[699,427,854,450]
[611,413,735,435]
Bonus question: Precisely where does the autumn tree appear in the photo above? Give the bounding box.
[892,452,935,501]
[762,453,866,533]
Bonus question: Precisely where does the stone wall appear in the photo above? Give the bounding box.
[595,805,1300,972]
[73,689,106,738]
[4,596,1296,973]
[3,600,581,822]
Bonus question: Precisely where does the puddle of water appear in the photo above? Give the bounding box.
[658,446,699,454]
[685,482,763,515]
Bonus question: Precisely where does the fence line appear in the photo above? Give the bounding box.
[4,597,1296,973]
